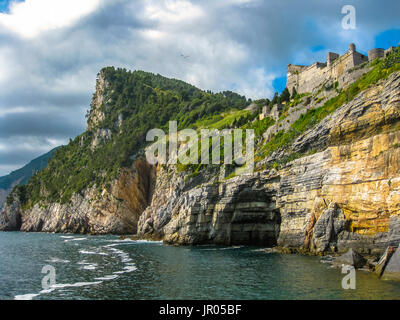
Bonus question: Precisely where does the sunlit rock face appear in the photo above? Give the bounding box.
[139,71,400,254]
[1,67,400,256]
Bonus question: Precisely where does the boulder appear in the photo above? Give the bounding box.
[333,248,367,269]
[382,246,400,281]
[374,246,396,277]
[311,202,347,253]
[0,197,22,231]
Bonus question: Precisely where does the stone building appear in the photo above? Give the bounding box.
[286,43,389,95]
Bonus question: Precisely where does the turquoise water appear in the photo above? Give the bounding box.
[0,232,399,300]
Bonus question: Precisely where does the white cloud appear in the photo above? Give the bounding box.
[0,0,100,38]
[235,68,275,99]
[0,107,35,117]
[0,0,400,175]
[144,0,203,24]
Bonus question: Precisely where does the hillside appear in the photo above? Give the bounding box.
[1,45,400,271]
[0,147,58,210]
[0,67,251,233]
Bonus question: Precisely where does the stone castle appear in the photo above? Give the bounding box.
[287,43,396,94]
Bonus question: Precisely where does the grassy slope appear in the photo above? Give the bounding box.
[259,49,400,167]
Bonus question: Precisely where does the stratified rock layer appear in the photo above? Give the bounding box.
[1,159,155,234]
[138,71,400,254]
[1,69,400,259]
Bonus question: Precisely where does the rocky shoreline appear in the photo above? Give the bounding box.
[1,62,400,282]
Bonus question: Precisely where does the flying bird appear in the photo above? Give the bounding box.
[180,53,190,59]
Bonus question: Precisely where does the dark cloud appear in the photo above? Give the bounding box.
[0,0,400,175]
[0,110,84,138]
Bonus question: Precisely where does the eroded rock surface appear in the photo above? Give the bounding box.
[138,71,400,254]
[1,68,400,262]
[0,159,155,234]
[382,247,400,281]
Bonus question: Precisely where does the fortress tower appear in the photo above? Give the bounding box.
[286,43,382,95]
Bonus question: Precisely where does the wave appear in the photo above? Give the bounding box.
[79,249,108,256]
[45,257,70,263]
[64,237,87,242]
[202,246,244,251]
[15,237,139,300]
[14,280,103,300]
[105,239,163,244]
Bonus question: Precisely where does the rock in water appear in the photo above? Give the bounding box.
[0,196,22,231]
[311,202,347,253]
[333,248,366,269]
[382,246,400,281]
[374,246,396,277]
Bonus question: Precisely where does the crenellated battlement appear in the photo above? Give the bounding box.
[286,43,392,95]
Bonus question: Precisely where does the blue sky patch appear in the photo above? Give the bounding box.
[375,29,400,49]
[0,0,23,13]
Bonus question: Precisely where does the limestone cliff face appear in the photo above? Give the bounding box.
[138,165,281,245]
[0,195,22,231]
[1,67,399,256]
[138,71,400,254]
[277,71,400,254]
[0,159,155,234]
[86,70,108,131]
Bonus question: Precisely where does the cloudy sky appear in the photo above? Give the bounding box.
[0,0,399,176]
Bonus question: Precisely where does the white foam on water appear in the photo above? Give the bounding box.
[14,280,102,300]
[106,239,137,243]
[64,237,87,242]
[95,274,119,281]
[106,239,163,244]
[122,265,137,272]
[221,246,243,250]
[45,257,70,263]
[133,240,163,244]
[107,247,132,263]
[79,250,108,256]
[51,281,102,289]
[14,293,40,300]
[203,246,244,251]
[82,264,98,270]
[16,236,141,300]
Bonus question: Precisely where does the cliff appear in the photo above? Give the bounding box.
[1,47,400,262]
[0,67,249,234]
[137,47,400,256]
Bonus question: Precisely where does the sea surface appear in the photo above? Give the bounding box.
[0,232,399,300]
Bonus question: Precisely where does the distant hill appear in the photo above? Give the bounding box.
[0,147,59,210]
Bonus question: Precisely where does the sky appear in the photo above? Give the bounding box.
[0,0,399,176]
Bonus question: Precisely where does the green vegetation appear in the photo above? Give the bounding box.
[0,147,58,191]
[254,98,270,108]
[194,109,252,130]
[269,87,291,109]
[10,47,400,208]
[278,92,310,121]
[17,68,250,207]
[261,48,400,158]
[242,117,275,138]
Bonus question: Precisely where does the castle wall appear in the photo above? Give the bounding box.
[327,52,339,67]
[287,47,368,95]
[369,48,385,61]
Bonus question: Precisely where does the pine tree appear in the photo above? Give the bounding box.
[279,87,290,103]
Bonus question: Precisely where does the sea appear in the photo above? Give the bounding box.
[0,232,399,300]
